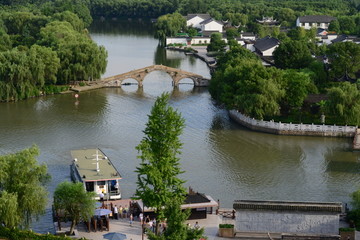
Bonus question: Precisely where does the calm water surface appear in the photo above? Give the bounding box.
[0,19,359,233]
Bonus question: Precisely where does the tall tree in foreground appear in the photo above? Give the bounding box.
[53,181,96,235]
[134,93,191,239]
[0,145,49,229]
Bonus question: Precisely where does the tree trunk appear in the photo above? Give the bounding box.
[69,220,77,236]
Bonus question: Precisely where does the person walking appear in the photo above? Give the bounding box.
[139,212,144,224]
[113,205,118,220]
[129,213,133,226]
[194,221,200,229]
[119,205,123,218]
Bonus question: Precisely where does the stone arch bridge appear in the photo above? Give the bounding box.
[101,65,210,87]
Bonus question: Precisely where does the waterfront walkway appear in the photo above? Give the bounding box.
[76,213,234,240]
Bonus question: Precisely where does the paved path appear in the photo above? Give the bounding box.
[76,214,234,240]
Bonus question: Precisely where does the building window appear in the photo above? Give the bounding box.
[199,40,202,44]
[204,40,207,44]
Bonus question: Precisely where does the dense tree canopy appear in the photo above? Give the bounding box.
[54,181,96,236]
[326,41,360,80]
[155,12,186,45]
[0,2,108,101]
[273,40,313,69]
[0,145,49,229]
[326,82,360,125]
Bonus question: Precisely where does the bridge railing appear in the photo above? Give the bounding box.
[229,110,357,136]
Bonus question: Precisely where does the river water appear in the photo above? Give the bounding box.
[0,19,359,233]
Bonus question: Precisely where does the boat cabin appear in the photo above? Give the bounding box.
[70,149,122,200]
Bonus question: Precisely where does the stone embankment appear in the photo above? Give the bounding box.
[229,110,357,138]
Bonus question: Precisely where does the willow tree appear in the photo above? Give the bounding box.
[0,145,49,229]
[134,93,187,237]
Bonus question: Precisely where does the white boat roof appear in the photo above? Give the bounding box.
[71,148,122,182]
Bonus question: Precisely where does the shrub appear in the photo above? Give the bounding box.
[219,224,234,228]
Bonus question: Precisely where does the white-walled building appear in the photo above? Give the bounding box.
[253,36,280,56]
[200,18,224,33]
[186,14,211,29]
[296,15,337,30]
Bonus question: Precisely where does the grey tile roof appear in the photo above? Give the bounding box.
[186,14,211,21]
[199,18,223,26]
[254,36,279,52]
[298,15,336,23]
[233,200,342,213]
[331,34,348,43]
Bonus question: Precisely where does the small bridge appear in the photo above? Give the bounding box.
[101,65,210,87]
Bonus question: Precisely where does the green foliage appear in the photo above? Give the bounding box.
[135,93,187,235]
[225,28,239,40]
[0,226,75,240]
[38,20,107,84]
[328,19,340,33]
[211,56,284,119]
[54,181,96,235]
[52,11,85,32]
[273,40,313,69]
[155,12,186,45]
[282,70,312,109]
[326,41,360,80]
[219,224,234,228]
[0,145,49,229]
[207,32,226,53]
[326,82,360,125]
[348,189,360,229]
[339,227,355,232]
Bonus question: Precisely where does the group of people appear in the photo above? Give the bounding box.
[112,205,130,220]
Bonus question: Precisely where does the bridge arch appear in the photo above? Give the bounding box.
[101,65,209,88]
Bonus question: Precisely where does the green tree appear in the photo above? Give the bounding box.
[328,19,340,33]
[155,12,186,45]
[327,42,360,80]
[273,40,313,69]
[326,82,360,125]
[282,69,312,109]
[53,181,96,235]
[134,93,187,236]
[347,188,360,227]
[211,57,285,119]
[207,32,226,53]
[0,145,49,228]
[338,16,356,34]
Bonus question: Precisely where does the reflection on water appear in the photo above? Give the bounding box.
[0,19,359,233]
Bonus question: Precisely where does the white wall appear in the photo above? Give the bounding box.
[261,45,278,56]
[236,210,339,235]
[166,37,187,45]
[201,21,223,32]
[191,37,211,44]
[187,16,205,29]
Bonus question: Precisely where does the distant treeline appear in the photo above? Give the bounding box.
[87,0,359,20]
[0,0,107,102]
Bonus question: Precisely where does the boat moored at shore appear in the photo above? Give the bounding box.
[70,148,122,200]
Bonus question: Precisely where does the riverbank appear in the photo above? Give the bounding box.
[229,109,357,138]
[166,46,216,70]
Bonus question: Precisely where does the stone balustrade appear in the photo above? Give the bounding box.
[229,110,357,137]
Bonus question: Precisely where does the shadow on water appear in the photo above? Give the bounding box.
[89,18,154,36]
[154,45,182,68]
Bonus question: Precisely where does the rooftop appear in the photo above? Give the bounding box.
[298,15,337,23]
[233,200,342,213]
[186,13,211,21]
[200,18,223,26]
[254,36,279,51]
[71,148,122,182]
